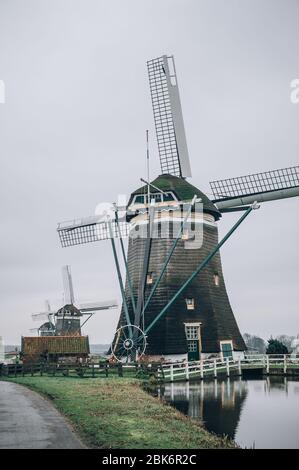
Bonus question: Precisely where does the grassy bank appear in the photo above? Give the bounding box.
[3,376,235,449]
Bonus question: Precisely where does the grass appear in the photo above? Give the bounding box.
[3,376,235,449]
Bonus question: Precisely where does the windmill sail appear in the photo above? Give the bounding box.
[210,166,299,210]
[79,300,118,313]
[62,265,75,304]
[147,55,191,178]
[57,215,129,248]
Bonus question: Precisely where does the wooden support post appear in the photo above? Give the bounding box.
[92,363,95,378]
[185,362,189,381]
[40,363,43,376]
[105,364,108,377]
[284,355,287,374]
[170,364,174,382]
[14,364,17,377]
[31,365,33,377]
[266,355,269,374]
[200,360,204,380]
[226,357,230,377]
[238,358,242,376]
[214,359,217,378]
[118,363,123,377]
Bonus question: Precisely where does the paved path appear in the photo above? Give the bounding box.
[0,381,85,449]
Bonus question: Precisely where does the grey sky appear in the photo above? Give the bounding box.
[0,0,298,344]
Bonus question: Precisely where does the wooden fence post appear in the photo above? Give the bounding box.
[238,358,242,375]
[284,355,287,374]
[200,360,204,379]
[214,359,217,378]
[266,355,269,374]
[170,364,174,382]
[118,363,123,377]
[185,362,189,381]
[92,363,95,378]
[226,357,230,377]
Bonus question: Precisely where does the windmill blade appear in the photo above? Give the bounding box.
[210,166,299,210]
[147,55,191,178]
[79,300,118,313]
[57,215,129,248]
[62,265,75,304]
[31,312,55,321]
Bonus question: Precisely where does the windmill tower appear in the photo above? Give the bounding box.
[57,54,299,362]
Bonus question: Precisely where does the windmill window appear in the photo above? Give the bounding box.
[151,193,162,203]
[146,273,154,285]
[132,192,176,205]
[214,274,220,286]
[134,195,145,204]
[163,192,175,202]
[185,325,199,340]
[185,298,195,310]
[187,341,198,352]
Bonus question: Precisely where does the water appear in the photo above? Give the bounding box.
[155,377,299,448]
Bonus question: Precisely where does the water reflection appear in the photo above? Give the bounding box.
[157,377,299,448]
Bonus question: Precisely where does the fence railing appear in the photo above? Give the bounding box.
[158,354,299,382]
[1,354,298,381]
[0,362,159,379]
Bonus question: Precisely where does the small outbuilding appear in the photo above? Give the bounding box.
[21,335,90,363]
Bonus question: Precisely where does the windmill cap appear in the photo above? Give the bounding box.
[55,304,82,317]
[129,174,221,220]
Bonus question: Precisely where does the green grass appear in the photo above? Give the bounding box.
[3,376,235,449]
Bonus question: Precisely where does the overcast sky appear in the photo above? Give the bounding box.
[0,0,298,344]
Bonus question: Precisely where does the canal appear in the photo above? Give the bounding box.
[156,376,299,448]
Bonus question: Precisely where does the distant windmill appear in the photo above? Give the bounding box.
[57,55,299,362]
[31,265,118,336]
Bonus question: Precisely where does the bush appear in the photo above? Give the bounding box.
[266,338,289,354]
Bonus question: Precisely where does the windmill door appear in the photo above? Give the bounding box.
[184,323,202,362]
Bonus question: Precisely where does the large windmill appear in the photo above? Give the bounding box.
[57,55,299,362]
[31,265,118,337]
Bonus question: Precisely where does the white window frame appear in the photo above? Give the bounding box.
[184,322,202,355]
[132,191,177,205]
[185,298,195,310]
[220,340,233,360]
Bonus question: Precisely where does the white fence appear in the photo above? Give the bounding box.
[158,354,299,382]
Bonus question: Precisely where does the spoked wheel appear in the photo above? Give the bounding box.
[111,324,147,362]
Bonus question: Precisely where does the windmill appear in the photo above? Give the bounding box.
[57,55,299,362]
[31,265,118,336]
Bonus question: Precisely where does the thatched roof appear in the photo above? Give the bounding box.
[21,336,89,355]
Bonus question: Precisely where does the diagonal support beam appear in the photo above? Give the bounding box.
[144,203,259,335]
[134,204,156,329]
[80,313,93,329]
[108,220,132,338]
[140,195,197,321]
[115,211,137,316]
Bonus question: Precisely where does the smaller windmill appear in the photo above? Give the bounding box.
[31,265,118,336]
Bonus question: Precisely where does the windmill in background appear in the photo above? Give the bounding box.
[31,265,118,336]
[57,55,299,362]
